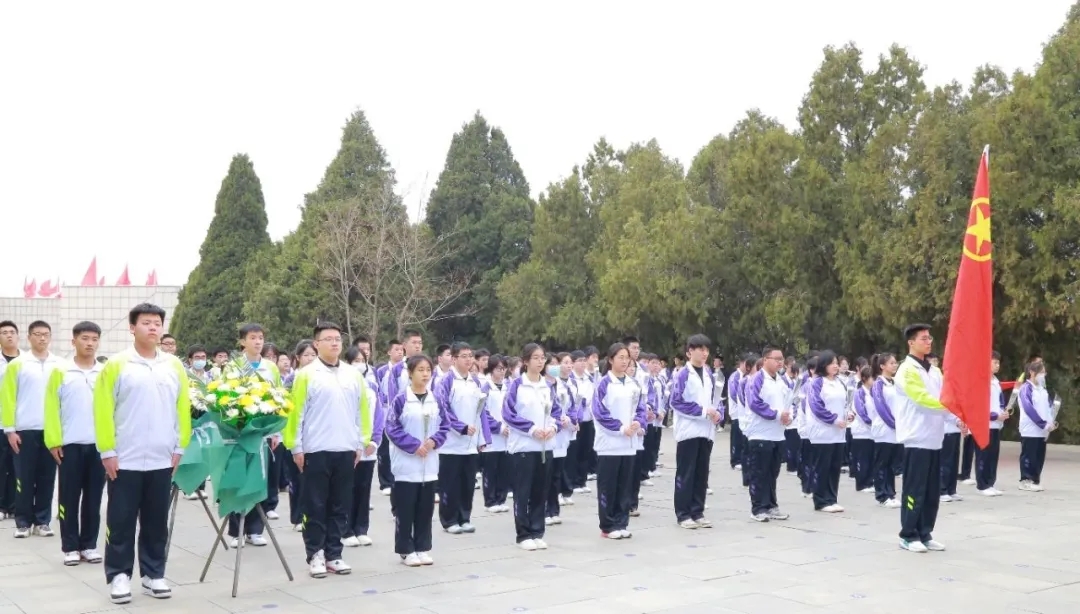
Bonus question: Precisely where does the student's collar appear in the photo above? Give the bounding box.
[907,354,931,372]
[319,357,340,368]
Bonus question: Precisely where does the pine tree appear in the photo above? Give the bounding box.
[171,154,271,351]
[425,112,534,346]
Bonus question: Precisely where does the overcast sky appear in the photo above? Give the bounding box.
[1,1,1074,296]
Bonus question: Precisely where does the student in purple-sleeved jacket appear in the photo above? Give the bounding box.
[1018,360,1054,491]
[546,353,576,525]
[870,353,902,508]
[480,356,512,512]
[781,358,801,475]
[502,343,559,551]
[375,338,405,495]
[567,351,595,494]
[343,349,384,548]
[737,357,759,488]
[805,351,849,513]
[670,334,722,529]
[434,342,491,535]
[797,355,818,498]
[385,355,451,567]
[849,367,876,493]
[592,343,647,539]
[974,352,1007,496]
[744,346,793,522]
[726,365,744,470]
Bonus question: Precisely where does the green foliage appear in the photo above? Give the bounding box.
[172,154,271,351]
[425,113,534,346]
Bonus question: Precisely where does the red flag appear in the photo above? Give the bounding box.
[98,276,105,286]
[146,269,157,286]
[116,265,131,286]
[941,147,993,449]
[39,280,57,297]
[23,277,36,298]
[81,257,98,286]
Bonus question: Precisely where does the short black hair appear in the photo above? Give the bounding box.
[686,334,711,350]
[474,348,490,359]
[621,335,640,346]
[351,335,371,347]
[96,355,108,364]
[261,343,281,360]
[129,303,166,326]
[403,329,422,341]
[450,341,472,357]
[583,346,599,359]
[160,333,175,343]
[570,350,586,361]
[313,321,342,339]
[211,346,229,357]
[344,346,363,364]
[815,350,838,374]
[903,323,932,341]
[761,345,783,359]
[28,320,51,333]
[187,344,207,359]
[239,323,265,339]
[388,338,402,349]
[927,352,939,360]
[485,354,509,375]
[0,321,17,333]
[435,343,451,356]
[72,321,101,336]
[406,353,433,375]
[992,350,1001,360]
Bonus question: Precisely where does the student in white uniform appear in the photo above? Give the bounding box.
[804,351,848,513]
[870,353,902,508]
[974,352,1006,496]
[343,347,382,547]
[434,342,489,535]
[480,356,511,512]
[1017,360,1054,492]
[669,335,721,529]
[592,342,646,538]
[385,355,451,566]
[849,366,876,493]
[546,353,576,525]
[743,345,792,522]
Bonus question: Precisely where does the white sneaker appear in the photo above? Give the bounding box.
[559,495,574,506]
[768,508,790,521]
[498,504,511,513]
[900,539,928,553]
[629,508,640,517]
[534,538,548,549]
[461,522,476,533]
[751,512,770,522]
[418,551,434,565]
[184,491,205,500]
[962,478,976,486]
[990,487,1004,496]
[679,519,699,529]
[604,530,624,539]
[550,516,562,525]
[445,524,463,534]
[369,504,374,510]
[696,518,713,528]
[858,487,875,493]
[326,559,352,575]
[309,550,327,578]
[620,529,632,539]
[641,479,654,487]
[706,487,714,495]
[80,549,103,563]
[940,494,953,503]
[507,491,514,498]
[110,573,132,604]
[381,488,392,496]
[32,524,54,537]
[881,498,901,509]
[64,551,81,566]
[733,464,742,471]
[434,494,440,503]
[403,552,422,567]
[820,504,844,513]
[13,526,29,538]
[356,534,373,546]
[141,577,171,599]
[229,537,240,548]
[949,493,964,502]
[293,524,304,532]
[573,487,585,494]
[587,474,597,481]
[923,539,946,552]
[246,534,267,546]
[649,470,662,478]
[1031,483,1045,492]
[342,536,361,547]
[545,517,555,526]
[486,506,501,513]
[265,510,280,520]
[1018,480,1034,491]
[581,486,592,494]
[518,539,538,551]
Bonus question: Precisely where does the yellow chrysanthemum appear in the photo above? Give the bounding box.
[207,381,220,391]
[226,379,241,389]
[237,395,256,408]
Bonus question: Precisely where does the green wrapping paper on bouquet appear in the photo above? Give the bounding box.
[174,412,286,517]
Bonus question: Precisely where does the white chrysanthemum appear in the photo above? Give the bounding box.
[225,408,240,419]
[257,402,275,415]
[234,386,249,395]
[244,404,259,415]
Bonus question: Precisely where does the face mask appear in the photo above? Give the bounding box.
[546,365,561,379]
[192,359,207,370]
[1036,373,1046,386]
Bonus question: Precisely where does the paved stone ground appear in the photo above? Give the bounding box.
[1,433,1078,614]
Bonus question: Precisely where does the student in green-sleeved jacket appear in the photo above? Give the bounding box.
[1,320,61,537]
[44,321,107,567]
[94,304,191,606]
